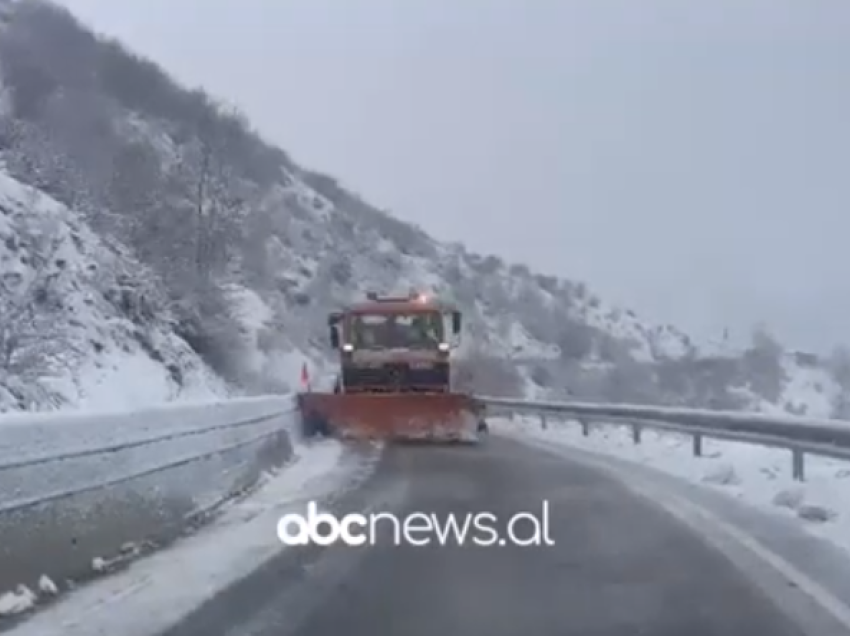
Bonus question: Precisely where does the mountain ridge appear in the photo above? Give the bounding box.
[0,0,847,420]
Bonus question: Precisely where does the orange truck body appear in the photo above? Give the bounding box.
[298,291,485,443]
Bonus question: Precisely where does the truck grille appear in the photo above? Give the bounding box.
[342,363,449,392]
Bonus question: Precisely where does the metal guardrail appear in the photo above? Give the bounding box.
[479,396,850,481]
[0,396,297,607]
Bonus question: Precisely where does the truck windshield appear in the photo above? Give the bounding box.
[350,312,444,350]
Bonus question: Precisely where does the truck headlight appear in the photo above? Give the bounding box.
[342,343,354,352]
[437,342,450,352]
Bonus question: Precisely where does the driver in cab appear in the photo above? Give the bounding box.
[412,314,440,346]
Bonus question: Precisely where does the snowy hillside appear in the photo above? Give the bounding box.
[0,0,846,419]
[0,169,232,411]
[758,354,840,419]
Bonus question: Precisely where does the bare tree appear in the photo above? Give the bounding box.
[600,358,656,404]
[827,345,850,388]
[827,345,850,419]
[174,101,247,284]
[0,61,12,124]
[742,322,785,402]
[557,317,594,361]
[454,346,525,397]
[84,141,153,243]
[0,204,78,409]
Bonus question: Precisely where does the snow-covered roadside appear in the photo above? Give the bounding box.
[492,417,850,555]
[5,439,378,636]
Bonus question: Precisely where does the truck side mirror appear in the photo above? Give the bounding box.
[328,313,341,349]
[452,311,462,335]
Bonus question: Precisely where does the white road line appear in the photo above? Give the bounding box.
[512,433,850,632]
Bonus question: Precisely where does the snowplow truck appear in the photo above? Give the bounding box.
[298,291,486,443]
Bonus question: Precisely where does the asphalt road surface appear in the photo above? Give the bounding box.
[163,436,810,636]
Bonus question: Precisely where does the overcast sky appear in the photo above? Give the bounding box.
[58,0,850,352]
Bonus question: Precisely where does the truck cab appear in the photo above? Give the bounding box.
[327,291,462,394]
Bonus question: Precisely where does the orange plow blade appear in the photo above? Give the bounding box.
[298,393,484,443]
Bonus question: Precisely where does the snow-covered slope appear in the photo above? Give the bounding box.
[0,169,229,411]
[759,356,840,419]
[0,0,845,419]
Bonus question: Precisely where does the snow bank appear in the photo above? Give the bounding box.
[494,417,850,556]
[777,360,838,418]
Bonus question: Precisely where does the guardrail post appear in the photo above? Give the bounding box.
[692,434,702,457]
[474,397,841,483]
[791,449,805,481]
